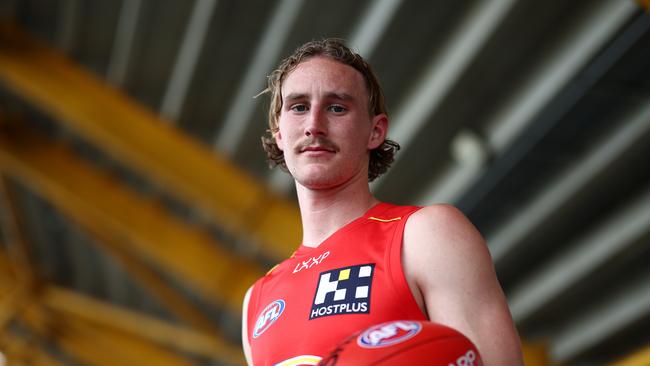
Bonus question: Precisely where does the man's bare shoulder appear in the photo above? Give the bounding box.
[409,203,468,226]
[403,203,492,286]
[406,204,486,250]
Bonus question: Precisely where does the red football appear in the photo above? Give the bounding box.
[317,320,483,366]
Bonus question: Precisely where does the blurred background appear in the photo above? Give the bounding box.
[0,0,649,365]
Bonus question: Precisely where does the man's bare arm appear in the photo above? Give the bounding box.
[403,204,524,366]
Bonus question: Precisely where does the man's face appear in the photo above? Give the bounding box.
[275,56,387,190]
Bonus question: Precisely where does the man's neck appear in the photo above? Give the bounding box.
[295,178,379,248]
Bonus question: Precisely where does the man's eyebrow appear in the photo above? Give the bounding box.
[325,92,355,101]
[284,93,308,102]
[283,92,356,102]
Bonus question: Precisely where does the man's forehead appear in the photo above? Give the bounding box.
[281,57,368,99]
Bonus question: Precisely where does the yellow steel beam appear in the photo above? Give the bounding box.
[0,281,29,331]
[0,251,96,366]
[0,246,17,290]
[610,343,650,366]
[0,174,33,284]
[0,332,67,366]
[83,224,219,334]
[58,316,199,366]
[19,299,196,366]
[43,286,244,364]
[0,123,263,313]
[0,23,300,261]
[0,272,215,366]
[522,340,551,366]
[4,148,220,332]
[0,248,27,333]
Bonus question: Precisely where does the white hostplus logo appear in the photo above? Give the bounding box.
[293,251,330,274]
[309,264,374,320]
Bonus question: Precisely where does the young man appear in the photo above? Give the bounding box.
[242,39,523,366]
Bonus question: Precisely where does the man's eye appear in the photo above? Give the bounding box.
[329,105,346,113]
[291,104,308,112]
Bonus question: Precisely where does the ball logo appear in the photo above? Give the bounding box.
[450,349,478,366]
[253,299,285,338]
[357,320,421,348]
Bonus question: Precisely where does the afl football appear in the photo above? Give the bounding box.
[317,320,482,366]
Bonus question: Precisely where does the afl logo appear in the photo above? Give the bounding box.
[253,300,285,338]
[357,320,421,348]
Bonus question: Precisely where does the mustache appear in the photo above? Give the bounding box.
[294,136,340,153]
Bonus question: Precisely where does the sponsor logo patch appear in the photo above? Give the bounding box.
[357,320,421,348]
[309,264,374,320]
[293,251,330,274]
[253,299,285,338]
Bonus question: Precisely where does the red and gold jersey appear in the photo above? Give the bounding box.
[246,203,427,366]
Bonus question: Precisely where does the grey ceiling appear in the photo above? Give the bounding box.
[1,0,649,365]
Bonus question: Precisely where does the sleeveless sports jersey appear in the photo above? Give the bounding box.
[246,203,427,366]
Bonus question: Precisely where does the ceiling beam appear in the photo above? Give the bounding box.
[488,100,650,266]
[106,0,143,87]
[19,300,199,366]
[372,0,516,191]
[0,249,241,365]
[214,0,304,155]
[0,332,67,366]
[424,0,638,206]
[484,0,638,152]
[509,184,650,323]
[349,0,402,58]
[610,343,650,366]
[0,174,35,284]
[521,341,550,366]
[0,283,26,331]
[42,286,243,363]
[0,262,81,366]
[0,247,17,290]
[0,123,263,313]
[160,0,218,122]
[82,223,220,334]
[550,269,650,363]
[55,0,80,54]
[0,261,218,366]
[0,23,301,261]
[61,317,199,366]
[637,0,650,11]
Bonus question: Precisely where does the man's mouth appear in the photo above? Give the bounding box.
[301,145,336,153]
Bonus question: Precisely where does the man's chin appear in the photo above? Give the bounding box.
[293,171,342,190]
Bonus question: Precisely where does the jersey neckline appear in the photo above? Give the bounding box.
[292,202,392,258]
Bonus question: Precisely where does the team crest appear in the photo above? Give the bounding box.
[253,299,285,338]
[357,320,422,348]
[309,264,374,320]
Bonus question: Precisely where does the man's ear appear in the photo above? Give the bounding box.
[368,114,388,149]
[274,129,284,151]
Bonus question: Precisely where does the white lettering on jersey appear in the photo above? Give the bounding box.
[292,251,330,274]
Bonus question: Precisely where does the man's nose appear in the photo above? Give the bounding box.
[305,109,326,137]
